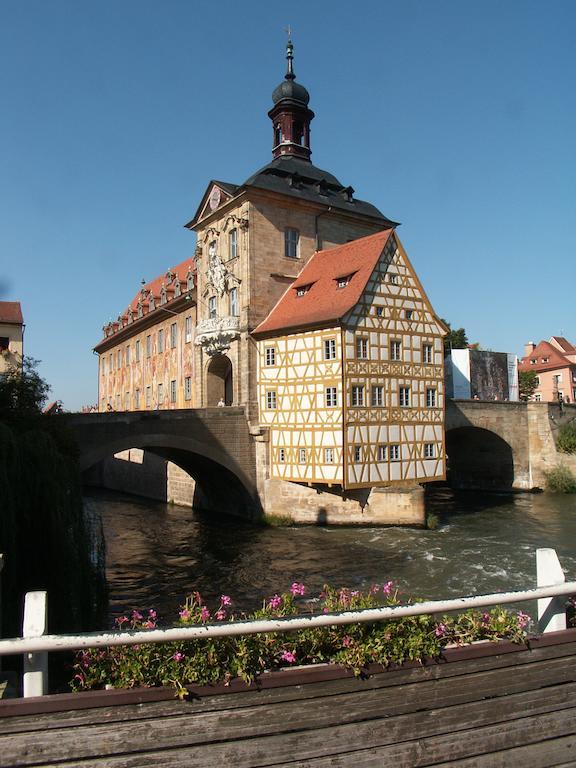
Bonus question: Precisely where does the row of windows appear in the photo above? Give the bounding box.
[102,318,194,374]
[266,386,438,409]
[103,377,193,411]
[208,287,238,319]
[264,339,434,366]
[276,443,436,464]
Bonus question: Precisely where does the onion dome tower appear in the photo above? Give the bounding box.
[268,39,315,161]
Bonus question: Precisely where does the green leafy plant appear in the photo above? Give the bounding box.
[518,370,539,402]
[71,582,530,697]
[557,422,576,455]
[545,464,576,493]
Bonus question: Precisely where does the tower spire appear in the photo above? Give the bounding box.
[285,30,295,80]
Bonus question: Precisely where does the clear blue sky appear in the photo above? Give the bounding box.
[1,1,574,409]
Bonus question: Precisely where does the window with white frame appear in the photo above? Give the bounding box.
[371,385,384,407]
[296,284,310,297]
[378,444,387,461]
[426,388,437,407]
[299,448,306,464]
[229,287,238,317]
[353,445,362,462]
[170,323,177,348]
[388,273,398,284]
[423,344,433,364]
[390,444,400,461]
[266,390,277,409]
[356,336,369,359]
[324,447,334,463]
[324,338,336,360]
[390,340,402,361]
[229,228,237,260]
[265,346,276,366]
[351,385,365,406]
[424,443,435,458]
[158,382,164,405]
[135,339,141,361]
[170,380,177,403]
[184,377,192,401]
[399,386,411,407]
[185,316,192,343]
[158,328,165,353]
[208,296,217,319]
[284,227,299,258]
[325,387,338,407]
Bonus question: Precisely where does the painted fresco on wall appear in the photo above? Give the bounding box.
[469,350,512,400]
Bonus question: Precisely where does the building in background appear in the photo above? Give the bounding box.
[519,337,576,403]
[0,301,24,374]
[445,349,519,401]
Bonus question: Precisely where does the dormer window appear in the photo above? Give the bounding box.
[186,270,194,291]
[137,300,143,319]
[336,274,352,289]
[296,284,311,297]
[148,293,156,311]
[542,357,549,363]
[160,285,167,305]
[173,280,181,297]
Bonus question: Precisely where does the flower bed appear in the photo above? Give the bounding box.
[72,582,530,698]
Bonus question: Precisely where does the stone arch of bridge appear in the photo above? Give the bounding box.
[445,426,515,490]
[80,432,260,521]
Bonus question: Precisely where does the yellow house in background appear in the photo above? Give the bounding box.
[0,301,24,374]
[253,230,447,489]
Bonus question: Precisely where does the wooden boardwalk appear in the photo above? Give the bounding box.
[1,629,576,767]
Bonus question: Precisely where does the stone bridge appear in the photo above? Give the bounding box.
[61,407,262,519]
[446,400,573,490]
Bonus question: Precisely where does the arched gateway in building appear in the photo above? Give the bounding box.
[206,354,233,406]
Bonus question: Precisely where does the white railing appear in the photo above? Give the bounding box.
[0,548,574,697]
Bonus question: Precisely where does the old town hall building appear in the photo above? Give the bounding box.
[95,42,446,523]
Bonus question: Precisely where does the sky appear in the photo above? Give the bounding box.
[1,1,574,410]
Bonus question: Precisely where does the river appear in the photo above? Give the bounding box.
[83,487,576,625]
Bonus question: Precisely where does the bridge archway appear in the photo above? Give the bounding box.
[206,354,233,406]
[445,427,515,490]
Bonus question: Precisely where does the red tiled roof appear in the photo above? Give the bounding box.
[253,230,394,337]
[0,301,23,325]
[126,257,195,314]
[549,336,576,355]
[518,339,575,373]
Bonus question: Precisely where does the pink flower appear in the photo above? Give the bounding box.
[370,584,380,594]
[382,581,394,595]
[115,616,129,627]
[172,652,184,662]
[342,635,353,647]
[143,620,156,629]
[290,582,306,596]
[481,612,490,623]
[179,608,191,621]
[281,650,296,663]
[148,609,157,621]
[201,606,211,621]
[268,594,282,609]
[350,590,359,597]
[517,611,530,629]
[220,595,232,606]
[215,609,226,621]
[435,623,447,637]
[131,610,143,622]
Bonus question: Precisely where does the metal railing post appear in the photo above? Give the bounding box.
[537,548,567,633]
[23,591,48,697]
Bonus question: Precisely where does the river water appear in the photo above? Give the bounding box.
[84,488,576,626]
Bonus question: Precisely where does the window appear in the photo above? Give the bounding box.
[371,385,384,407]
[279,448,286,462]
[353,445,362,462]
[116,350,121,369]
[542,357,549,363]
[209,296,217,319]
[405,309,413,320]
[265,347,276,366]
[324,447,334,463]
[337,275,351,289]
[158,382,164,405]
[324,338,336,360]
[390,444,400,461]
[109,354,113,372]
[229,228,237,260]
[135,340,141,362]
[390,340,402,361]
[125,346,130,366]
[145,386,151,407]
[351,385,365,406]
[0,337,9,351]
[424,443,435,458]
[426,388,437,407]
[399,386,411,407]
[185,316,192,343]
[170,380,177,403]
[356,336,369,359]
[266,390,277,409]
[423,344,433,364]
[115,394,121,410]
[296,284,310,297]
[146,335,152,358]
[170,323,177,349]
[388,273,398,284]
[299,448,307,464]
[184,377,192,401]
[135,389,141,409]
[285,227,299,258]
[229,287,238,317]
[158,328,165,353]
[125,392,130,410]
[530,359,536,365]
[325,387,338,407]
[187,272,194,291]
[375,306,384,317]
[378,444,387,461]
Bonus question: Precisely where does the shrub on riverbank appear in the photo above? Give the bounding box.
[71,583,529,697]
[557,423,576,455]
[545,464,576,493]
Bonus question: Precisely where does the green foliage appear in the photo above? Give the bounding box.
[545,464,576,493]
[557,422,576,455]
[441,319,469,352]
[71,583,529,695]
[0,356,51,416]
[518,370,539,402]
[426,513,439,530]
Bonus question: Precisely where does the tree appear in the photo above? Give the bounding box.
[518,370,538,402]
[0,356,51,416]
[441,320,469,353]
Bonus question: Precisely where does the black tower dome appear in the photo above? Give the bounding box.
[271,40,310,105]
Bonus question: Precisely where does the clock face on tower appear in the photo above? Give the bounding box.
[209,186,221,211]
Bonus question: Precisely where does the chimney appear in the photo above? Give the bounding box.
[524,342,536,357]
